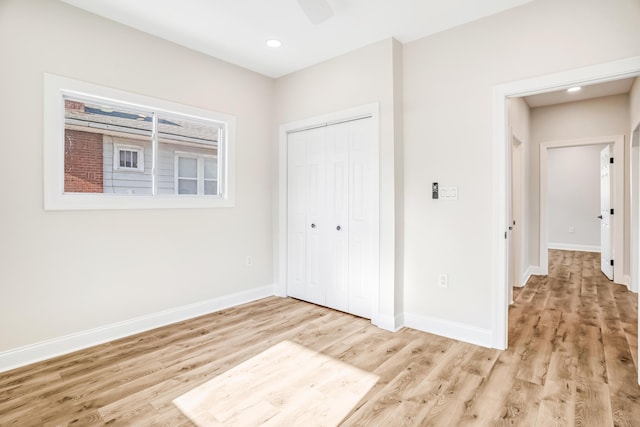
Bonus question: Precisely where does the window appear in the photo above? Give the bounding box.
[44,74,236,210]
[175,153,218,195]
[114,144,144,172]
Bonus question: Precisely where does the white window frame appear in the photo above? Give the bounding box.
[44,73,236,210]
[113,143,144,173]
[174,151,218,196]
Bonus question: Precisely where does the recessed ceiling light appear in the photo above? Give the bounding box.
[266,39,282,48]
[567,86,582,93]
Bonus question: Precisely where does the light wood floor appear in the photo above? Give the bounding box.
[0,250,638,426]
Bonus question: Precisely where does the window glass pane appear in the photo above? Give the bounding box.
[157,114,220,196]
[178,157,197,178]
[204,180,217,195]
[63,97,152,194]
[204,158,217,180]
[178,179,197,195]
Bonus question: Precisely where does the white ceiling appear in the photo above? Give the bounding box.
[524,78,636,108]
[60,0,533,78]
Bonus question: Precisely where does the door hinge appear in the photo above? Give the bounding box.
[610,208,614,215]
[504,231,507,239]
[610,157,614,164]
[610,259,614,266]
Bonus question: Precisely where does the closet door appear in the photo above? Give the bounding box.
[346,118,375,318]
[325,123,349,312]
[286,117,375,319]
[305,127,327,305]
[287,127,327,305]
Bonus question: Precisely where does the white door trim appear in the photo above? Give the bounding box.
[631,124,640,293]
[539,136,623,281]
[276,103,380,322]
[492,56,640,351]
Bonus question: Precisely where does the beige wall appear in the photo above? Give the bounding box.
[402,0,640,329]
[0,0,275,352]
[547,144,606,248]
[530,94,631,273]
[274,38,404,325]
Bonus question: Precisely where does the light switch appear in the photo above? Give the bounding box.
[439,186,458,200]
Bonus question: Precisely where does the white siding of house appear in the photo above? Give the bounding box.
[102,136,217,195]
[103,136,153,194]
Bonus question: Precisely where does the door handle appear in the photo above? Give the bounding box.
[597,215,603,219]
[311,223,316,228]
[336,225,341,231]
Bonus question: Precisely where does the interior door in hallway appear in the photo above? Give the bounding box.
[600,145,613,280]
[509,136,523,300]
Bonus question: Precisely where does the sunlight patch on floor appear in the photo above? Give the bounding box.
[173,340,379,426]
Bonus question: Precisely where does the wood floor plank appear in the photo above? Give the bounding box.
[575,380,614,427]
[515,308,561,385]
[535,350,577,427]
[1,250,638,426]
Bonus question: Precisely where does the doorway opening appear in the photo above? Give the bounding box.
[539,137,624,282]
[492,56,640,351]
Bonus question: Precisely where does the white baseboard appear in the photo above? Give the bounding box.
[622,275,632,291]
[548,242,600,253]
[404,313,493,348]
[0,285,274,373]
[373,312,404,332]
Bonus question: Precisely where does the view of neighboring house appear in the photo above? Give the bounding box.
[64,98,220,196]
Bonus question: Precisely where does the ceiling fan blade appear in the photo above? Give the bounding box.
[297,0,333,25]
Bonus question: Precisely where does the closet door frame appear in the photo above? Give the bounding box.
[277,103,380,322]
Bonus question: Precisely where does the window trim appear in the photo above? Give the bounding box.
[44,73,236,210]
[113,143,145,173]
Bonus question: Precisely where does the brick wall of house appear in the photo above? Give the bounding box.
[64,129,103,193]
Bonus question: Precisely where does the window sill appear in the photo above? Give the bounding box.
[44,194,234,211]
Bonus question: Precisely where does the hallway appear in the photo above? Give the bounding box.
[510,249,639,425]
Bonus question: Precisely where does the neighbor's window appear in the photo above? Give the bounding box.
[44,74,235,210]
[114,144,144,172]
[175,153,218,195]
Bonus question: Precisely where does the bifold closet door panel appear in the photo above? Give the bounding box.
[287,130,307,300]
[287,127,327,305]
[325,123,349,313]
[346,119,375,319]
[305,127,328,306]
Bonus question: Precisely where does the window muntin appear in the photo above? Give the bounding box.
[45,73,236,210]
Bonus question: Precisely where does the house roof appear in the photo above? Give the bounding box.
[65,99,219,145]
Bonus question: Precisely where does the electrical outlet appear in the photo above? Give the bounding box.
[568,226,575,233]
[246,256,253,267]
[438,274,448,288]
